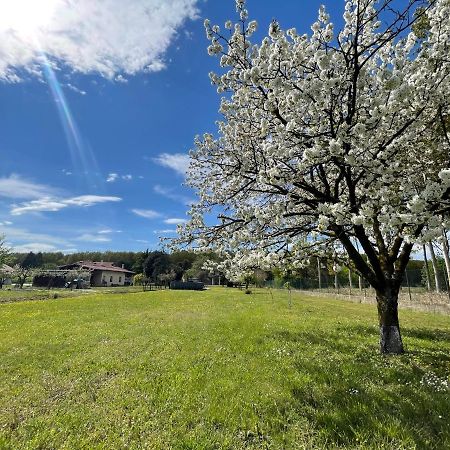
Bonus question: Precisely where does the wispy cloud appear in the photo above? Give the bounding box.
[0,225,67,246]
[131,209,163,219]
[0,174,59,199]
[164,218,188,225]
[12,243,63,253]
[66,196,121,207]
[0,0,199,82]
[11,195,122,215]
[65,83,86,95]
[153,229,176,234]
[153,153,190,176]
[154,184,194,206]
[75,233,111,243]
[98,229,122,234]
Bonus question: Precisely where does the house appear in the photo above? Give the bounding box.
[58,261,135,287]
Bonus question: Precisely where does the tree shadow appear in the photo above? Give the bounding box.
[265,325,450,448]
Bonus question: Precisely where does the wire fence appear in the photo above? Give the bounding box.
[260,267,450,314]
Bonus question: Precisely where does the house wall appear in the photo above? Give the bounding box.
[91,270,127,287]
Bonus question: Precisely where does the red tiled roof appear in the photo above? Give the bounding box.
[59,261,135,274]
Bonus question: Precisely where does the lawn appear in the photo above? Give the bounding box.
[0,288,449,449]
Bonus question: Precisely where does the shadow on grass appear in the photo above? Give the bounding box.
[266,326,450,448]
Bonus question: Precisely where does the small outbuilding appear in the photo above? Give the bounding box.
[58,261,135,287]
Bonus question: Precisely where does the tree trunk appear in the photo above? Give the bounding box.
[423,244,432,291]
[428,242,441,293]
[441,229,450,290]
[317,258,322,290]
[376,287,404,354]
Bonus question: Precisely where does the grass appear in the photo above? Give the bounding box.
[0,288,449,449]
[0,286,143,304]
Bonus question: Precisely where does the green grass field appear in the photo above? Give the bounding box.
[1,288,449,449]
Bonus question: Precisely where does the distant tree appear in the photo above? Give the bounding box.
[21,252,41,269]
[13,264,34,289]
[158,269,177,286]
[184,252,223,283]
[143,251,171,282]
[169,251,197,280]
[0,236,12,289]
[133,273,144,286]
[133,249,150,274]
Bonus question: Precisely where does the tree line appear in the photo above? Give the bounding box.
[3,246,448,292]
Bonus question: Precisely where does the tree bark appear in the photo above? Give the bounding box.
[317,257,322,290]
[441,229,450,290]
[376,286,404,354]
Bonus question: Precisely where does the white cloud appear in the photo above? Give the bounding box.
[106,173,133,182]
[0,174,58,199]
[115,75,128,83]
[106,173,119,183]
[75,234,111,243]
[10,198,67,215]
[65,83,86,95]
[153,229,176,234]
[154,184,194,205]
[0,225,66,246]
[164,218,188,225]
[98,229,122,234]
[12,243,60,253]
[154,153,190,176]
[65,195,122,207]
[0,0,199,82]
[131,209,162,219]
[11,195,122,215]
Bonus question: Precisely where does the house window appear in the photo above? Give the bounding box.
[119,276,122,283]
[110,276,113,282]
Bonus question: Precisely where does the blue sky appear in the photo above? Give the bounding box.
[0,0,338,253]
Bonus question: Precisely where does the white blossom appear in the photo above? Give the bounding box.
[172,0,450,297]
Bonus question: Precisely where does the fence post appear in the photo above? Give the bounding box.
[405,270,413,302]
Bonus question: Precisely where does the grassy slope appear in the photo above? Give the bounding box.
[0,289,449,449]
